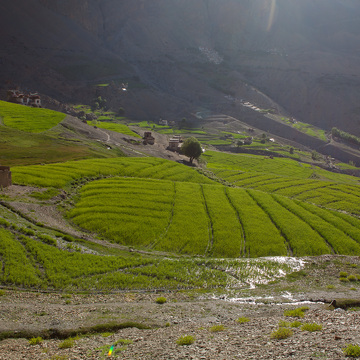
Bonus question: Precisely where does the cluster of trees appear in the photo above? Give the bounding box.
[332,127,360,147]
[91,96,107,111]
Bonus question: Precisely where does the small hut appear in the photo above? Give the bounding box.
[143,132,155,145]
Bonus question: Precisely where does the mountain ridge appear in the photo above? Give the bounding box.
[1,0,360,135]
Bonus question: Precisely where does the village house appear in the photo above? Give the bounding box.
[244,137,253,145]
[7,90,41,107]
[168,135,182,151]
[143,131,155,145]
[28,93,41,107]
[7,90,24,104]
[158,119,168,126]
[0,166,12,188]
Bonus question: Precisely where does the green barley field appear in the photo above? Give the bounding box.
[1,109,360,291]
[68,177,360,257]
[0,100,66,133]
[0,216,299,291]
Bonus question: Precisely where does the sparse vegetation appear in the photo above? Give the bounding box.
[284,307,309,318]
[210,324,226,332]
[176,335,195,346]
[332,127,360,147]
[270,327,293,340]
[155,297,167,304]
[236,317,250,324]
[58,337,75,349]
[301,323,323,332]
[343,344,360,358]
[29,337,43,345]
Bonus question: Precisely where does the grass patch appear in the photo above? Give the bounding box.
[87,121,141,138]
[155,297,167,304]
[100,332,114,337]
[301,323,323,332]
[58,337,75,349]
[209,324,226,332]
[30,188,60,201]
[236,317,250,324]
[29,337,43,345]
[343,344,360,358]
[270,327,293,340]
[176,335,195,346]
[284,307,309,318]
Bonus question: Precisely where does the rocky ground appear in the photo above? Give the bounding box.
[1,255,360,360]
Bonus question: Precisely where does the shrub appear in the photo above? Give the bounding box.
[327,285,335,289]
[176,335,195,346]
[155,297,167,304]
[301,323,323,332]
[29,337,43,345]
[278,320,290,327]
[290,321,302,328]
[284,308,307,318]
[343,344,360,357]
[58,338,75,349]
[210,325,225,332]
[340,277,350,282]
[62,235,75,242]
[340,271,348,278]
[39,235,57,246]
[348,275,357,282]
[0,290,6,296]
[270,328,293,340]
[236,317,250,324]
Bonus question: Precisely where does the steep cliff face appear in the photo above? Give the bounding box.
[1,0,360,134]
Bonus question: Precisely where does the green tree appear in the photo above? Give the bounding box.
[181,137,202,164]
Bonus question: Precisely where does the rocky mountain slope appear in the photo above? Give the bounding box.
[1,0,360,135]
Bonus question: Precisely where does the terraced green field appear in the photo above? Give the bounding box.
[69,177,360,257]
[204,151,360,216]
[0,100,66,133]
[203,151,315,178]
[210,169,360,216]
[87,121,141,138]
[12,157,214,188]
[203,151,360,183]
[0,215,297,291]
